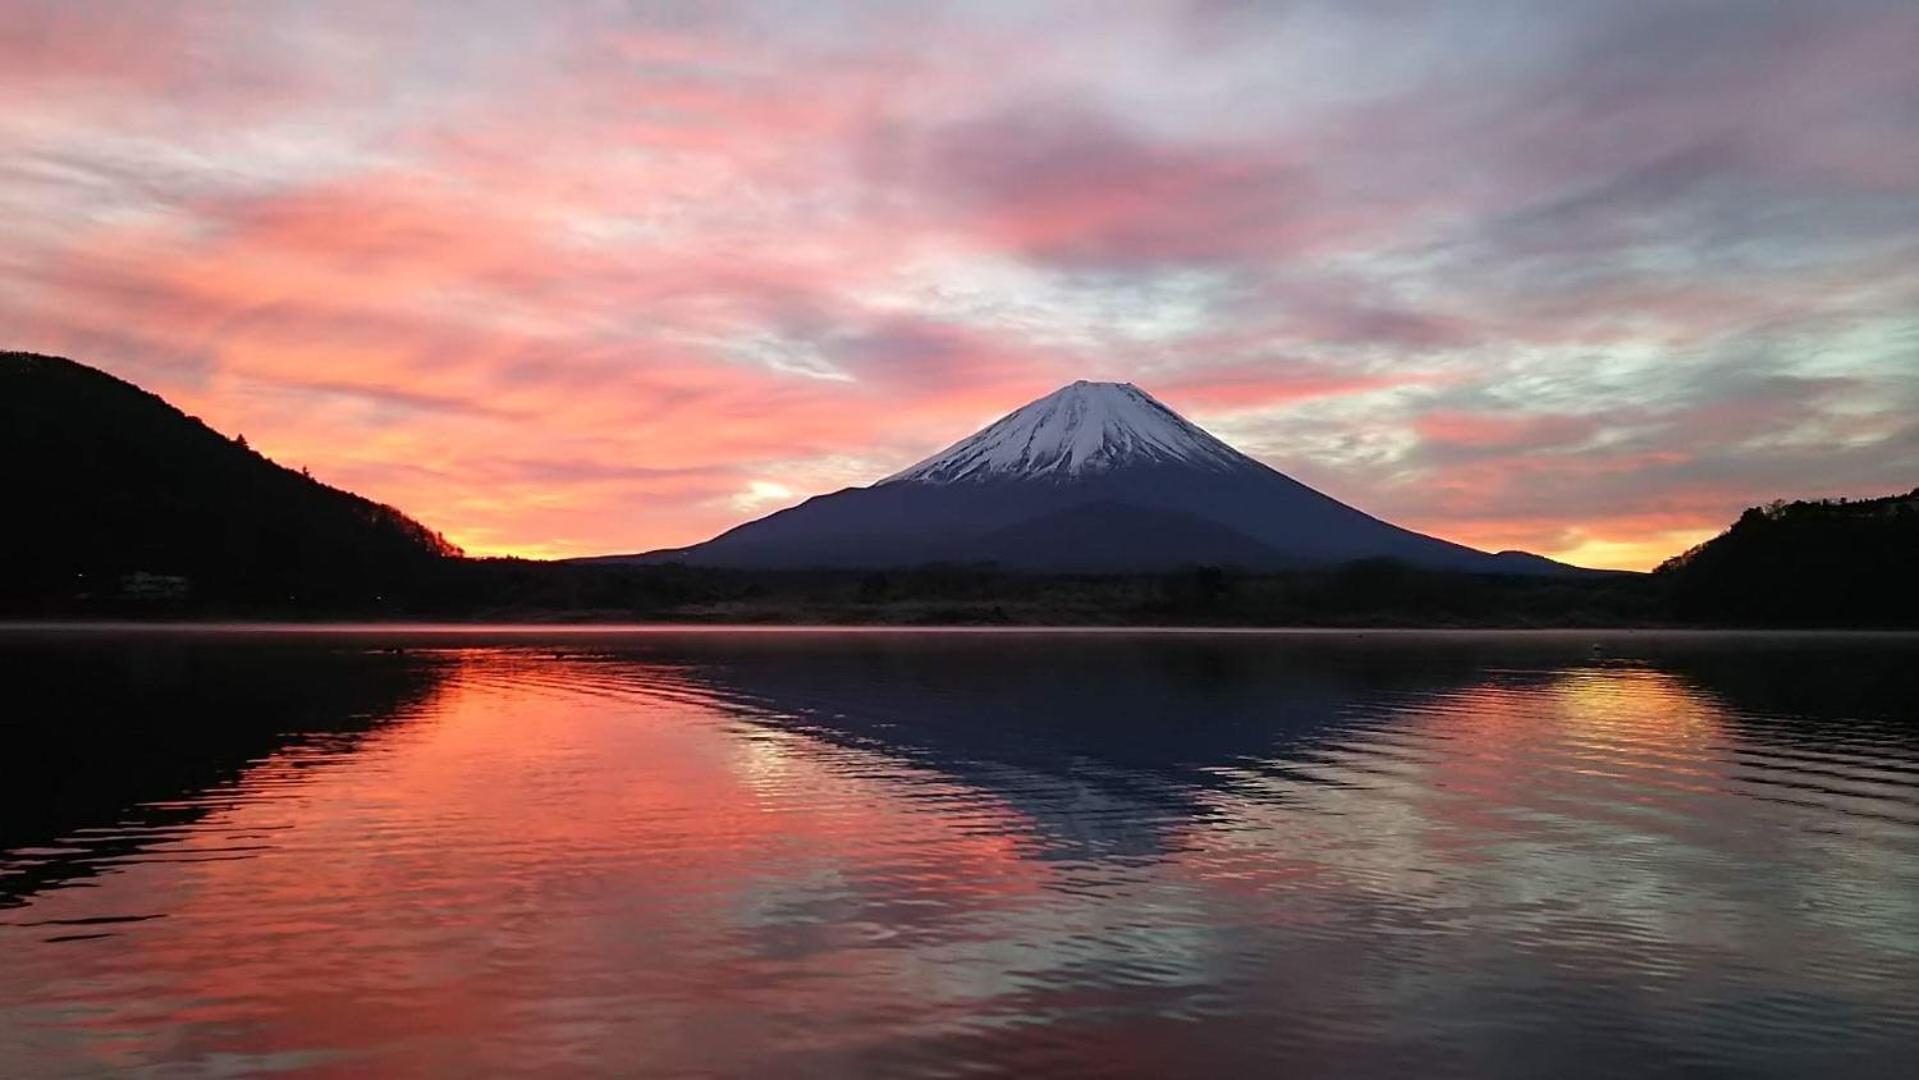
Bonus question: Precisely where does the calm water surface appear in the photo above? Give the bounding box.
[2,628,1916,1077]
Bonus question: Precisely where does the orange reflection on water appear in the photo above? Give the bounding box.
[21,652,1054,1075]
[1165,664,1739,907]
[8,638,1918,1078]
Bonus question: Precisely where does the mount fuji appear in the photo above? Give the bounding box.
[616,381,1576,575]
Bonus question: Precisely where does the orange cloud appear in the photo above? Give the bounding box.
[3,1,1914,567]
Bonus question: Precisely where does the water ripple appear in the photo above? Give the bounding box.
[1,630,1915,1076]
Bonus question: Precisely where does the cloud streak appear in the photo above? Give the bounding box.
[3,1,1915,568]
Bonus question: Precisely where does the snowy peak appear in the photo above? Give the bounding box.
[881,381,1257,485]
[621,376,1578,575]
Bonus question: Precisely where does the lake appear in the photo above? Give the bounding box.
[2,627,1916,1076]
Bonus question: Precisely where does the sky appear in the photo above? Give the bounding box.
[4,1,1916,569]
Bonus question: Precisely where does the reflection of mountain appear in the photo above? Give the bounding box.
[3,630,1914,1077]
[0,634,450,907]
[568,631,1919,860]
[609,632,1573,859]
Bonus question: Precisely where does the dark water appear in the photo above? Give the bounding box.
[2,628,1916,1077]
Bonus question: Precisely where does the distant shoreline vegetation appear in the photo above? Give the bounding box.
[5,351,1914,628]
[4,546,1912,630]
[0,560,1655,629]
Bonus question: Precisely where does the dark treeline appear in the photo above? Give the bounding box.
[1658,489,1919,627]
[6,351,1913,628]
[2,352,455,613]
[5,555,1661,627]
[16,487,1916,626]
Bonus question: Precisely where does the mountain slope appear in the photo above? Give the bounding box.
[969,502,1285,572]
[622,380,1581,575]
[1658,490,1919,625]
[1,351,457,607]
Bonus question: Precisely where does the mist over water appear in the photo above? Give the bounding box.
[2,629,1915,1076]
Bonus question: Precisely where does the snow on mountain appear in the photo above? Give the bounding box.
[598,378,1582,576]
[882,381,1251,484]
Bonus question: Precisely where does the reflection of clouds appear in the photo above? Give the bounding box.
[0,650,1061,1072]
[1176,665,1741,898]
[3,638,1916,1073]
[1168,661,1919,1059]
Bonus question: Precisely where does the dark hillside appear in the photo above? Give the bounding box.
[1657,490,1919,626]
[1,351,457,611]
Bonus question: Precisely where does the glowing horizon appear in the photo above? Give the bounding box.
[5,2,1915,570]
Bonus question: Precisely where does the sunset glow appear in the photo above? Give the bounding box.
[5,3,1915,568]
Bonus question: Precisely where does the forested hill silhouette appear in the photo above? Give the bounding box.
[1,351,457,611]
[1658,489,1919,626]
[5,350,1910,628]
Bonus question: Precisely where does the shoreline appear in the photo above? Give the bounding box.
[3,621,1914,638]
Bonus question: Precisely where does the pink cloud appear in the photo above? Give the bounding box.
[1414,411,1601,453]
[2,1,1913,567]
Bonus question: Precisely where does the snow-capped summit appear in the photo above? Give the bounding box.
[607,378,1579,576]
[882,381,1250,484]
